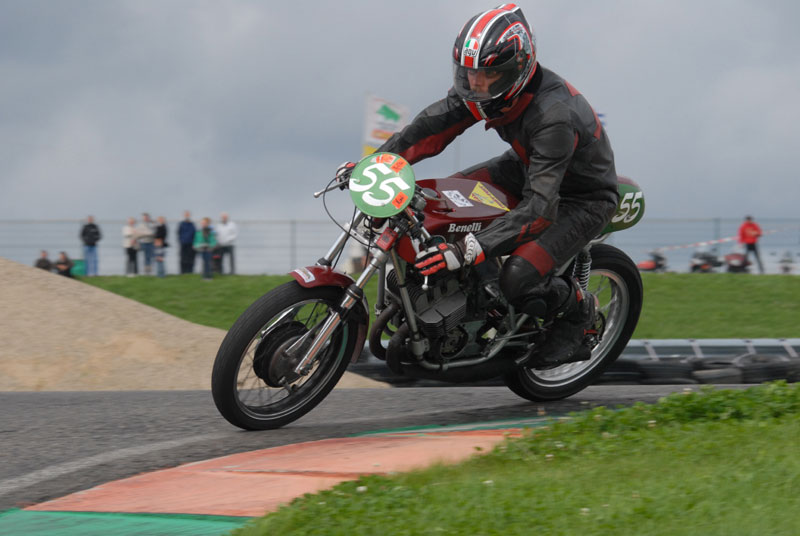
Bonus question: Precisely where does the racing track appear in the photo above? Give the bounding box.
[0,385,740,511]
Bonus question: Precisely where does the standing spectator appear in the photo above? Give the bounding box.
[123,217,139,276]
[135,213,156,275]
[54,252,73,277]
[34,250,53,272]
[154,216,169,276]
[215,212,239,274]
[154,237,167,278]
[194,217,217,280]
[177,211,196,274]
[80,215,102,276]
[738,215,764,274]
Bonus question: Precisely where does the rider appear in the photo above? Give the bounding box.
[338,4,619,367]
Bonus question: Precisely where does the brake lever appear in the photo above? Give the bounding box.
[313,179,347,198]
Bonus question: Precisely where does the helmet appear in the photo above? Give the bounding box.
[452,4,537,119]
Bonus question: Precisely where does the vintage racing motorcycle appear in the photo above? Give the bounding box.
[211,153,645,430]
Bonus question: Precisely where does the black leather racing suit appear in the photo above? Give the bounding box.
[377,65,619,313]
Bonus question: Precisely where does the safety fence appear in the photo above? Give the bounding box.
[1,217,799,276]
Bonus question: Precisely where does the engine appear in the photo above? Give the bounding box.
[386,262,504,360]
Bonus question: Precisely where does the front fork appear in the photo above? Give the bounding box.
[291,206,444,375]
[291,216,388,376]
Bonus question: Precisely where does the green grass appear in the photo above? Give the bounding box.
[82,273,800,338]
[233,383,800,536]
[84,274,296,330]
[636,273,800,338]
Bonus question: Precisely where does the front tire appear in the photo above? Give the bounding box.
[504,243,643,401]
[211,282,358,430]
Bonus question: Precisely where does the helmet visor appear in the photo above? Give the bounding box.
[452,57,520,103]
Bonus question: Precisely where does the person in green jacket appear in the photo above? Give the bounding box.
[193,217,217,280]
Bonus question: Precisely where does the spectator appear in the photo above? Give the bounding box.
[193,217,217,280]
[135,212,156,275]
[123,217,139,276]
[34,250,53,272]
[80,215,102,276]
[54,251,73,277]
[154,216,168,276]
[738,215,764,274]
[177,211,196,274]
[215,212,238,274]
[154,237,167,278]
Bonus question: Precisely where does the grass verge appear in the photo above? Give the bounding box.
[636,272,800,338]
[82,273,800,338]
[233,382,800,536]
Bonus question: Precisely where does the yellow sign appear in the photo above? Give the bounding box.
[469,183,509,211]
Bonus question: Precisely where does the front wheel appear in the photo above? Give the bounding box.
[211,282,359,430]
[504,243,643,401]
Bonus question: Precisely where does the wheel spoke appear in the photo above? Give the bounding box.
[229,296,348,421]
[524,264,632,385]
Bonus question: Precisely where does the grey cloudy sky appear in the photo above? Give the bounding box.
[1,0,798,223]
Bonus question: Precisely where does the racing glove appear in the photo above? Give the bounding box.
[414,232,485,276]
[334,161,357,189]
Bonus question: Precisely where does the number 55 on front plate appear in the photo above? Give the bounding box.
[349,152,416,218]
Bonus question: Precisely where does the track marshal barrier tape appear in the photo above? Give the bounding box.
[652,224,799,253]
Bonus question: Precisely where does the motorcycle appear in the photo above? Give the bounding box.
[211,153,645,430]
[637,250,668,272]
[689,248,723,273]
[777,251,795,274]
[724,246,751,273]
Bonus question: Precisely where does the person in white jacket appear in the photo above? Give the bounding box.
[122,217,138,276]
[215,212,239,274]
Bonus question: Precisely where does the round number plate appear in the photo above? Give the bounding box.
[349,152,416,218]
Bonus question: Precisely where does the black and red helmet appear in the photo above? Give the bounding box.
[452,4,537,119]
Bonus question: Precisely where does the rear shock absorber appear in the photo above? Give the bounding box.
[573,248,592,292]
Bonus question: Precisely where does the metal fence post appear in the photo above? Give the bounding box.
[290,220,297,270]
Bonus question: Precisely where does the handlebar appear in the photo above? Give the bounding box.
[313,178,348,198]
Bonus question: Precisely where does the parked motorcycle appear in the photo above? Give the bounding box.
[637,250,667,272]
[211,153,645,430]
[725,246,751,273]
[689,248,723,273]
[777,251,795,274]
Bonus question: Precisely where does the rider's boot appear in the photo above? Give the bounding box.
[530,278,598,368]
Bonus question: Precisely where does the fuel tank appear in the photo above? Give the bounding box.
[395,177,517,263]
[418,177,518,238]
[395,175,643,263]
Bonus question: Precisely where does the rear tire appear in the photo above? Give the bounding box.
[211,281,358,430]
[504,243,643,401]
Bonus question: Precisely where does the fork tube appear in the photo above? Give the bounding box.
[293,247,388,375]
[319,212,366,266]
[375,263,387,312]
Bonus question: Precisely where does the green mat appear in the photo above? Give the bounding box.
[0,509,249,536]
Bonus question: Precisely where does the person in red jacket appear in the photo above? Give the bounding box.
[738,215,764,273]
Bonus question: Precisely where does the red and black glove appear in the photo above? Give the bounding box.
[334,161,356,189]
[414,233,485,276]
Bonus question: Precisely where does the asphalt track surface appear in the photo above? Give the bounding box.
[0,384,731,513]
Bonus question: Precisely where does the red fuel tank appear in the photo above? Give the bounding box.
[396,177,519,263]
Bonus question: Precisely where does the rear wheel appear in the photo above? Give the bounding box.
[504,243,643,401]
[211,282,358,430]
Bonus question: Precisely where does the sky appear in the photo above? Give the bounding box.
[1,0,799,223]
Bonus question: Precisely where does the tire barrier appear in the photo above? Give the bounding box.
[600,354,800,385]
[352,348,800,387]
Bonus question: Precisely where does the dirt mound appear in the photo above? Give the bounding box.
[0,258,386,391]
